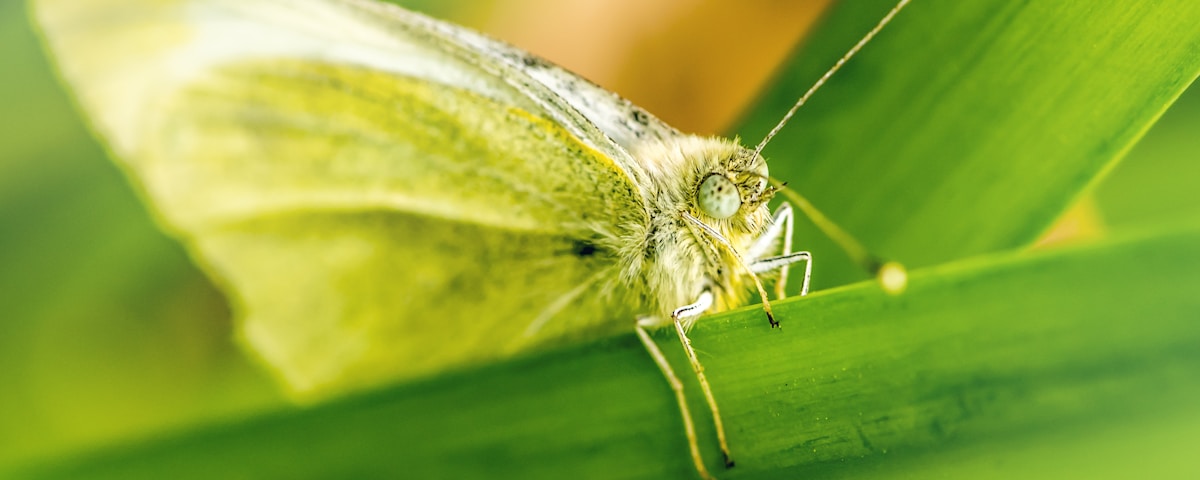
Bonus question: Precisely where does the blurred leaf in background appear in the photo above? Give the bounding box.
[0,0,287,467]
[1096,78,1200,228]
[735,0,1200,289]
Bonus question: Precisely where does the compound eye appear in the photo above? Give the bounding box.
[697,174,741,219]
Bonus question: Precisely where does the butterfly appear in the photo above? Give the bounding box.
[32,0,908,477]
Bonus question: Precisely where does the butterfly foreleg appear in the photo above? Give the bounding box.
[750,250,811,297]
[746,202,810,298]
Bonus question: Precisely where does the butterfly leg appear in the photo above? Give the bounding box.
[636,290,733,479]
[747,202,807,298]
[636,318,715,480]
[750,250,811,297]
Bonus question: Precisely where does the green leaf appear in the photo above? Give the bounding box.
[1096,84,1200,227]
[737,0,1200,287]
[13,221,1200,479]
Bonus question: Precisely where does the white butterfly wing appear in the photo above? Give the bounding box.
[388,2,686,154]
[33,0,663,396]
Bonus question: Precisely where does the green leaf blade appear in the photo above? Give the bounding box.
[739,0,1200,287]
[16,222,1200,479]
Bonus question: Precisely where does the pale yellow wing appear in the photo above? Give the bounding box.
[32,0,650,397]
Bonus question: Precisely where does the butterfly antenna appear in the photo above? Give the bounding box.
[767,178,907,294]
[752,0,912,159]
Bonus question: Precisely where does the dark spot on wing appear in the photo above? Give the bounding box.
[522,55,548,68]
[573,239,598,257]
[631,109,649,126]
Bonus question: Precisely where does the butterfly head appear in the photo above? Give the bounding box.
[692,145,775,224]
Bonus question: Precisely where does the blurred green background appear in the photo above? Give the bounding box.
[2,0,1198,474]
[0,1,287,466]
